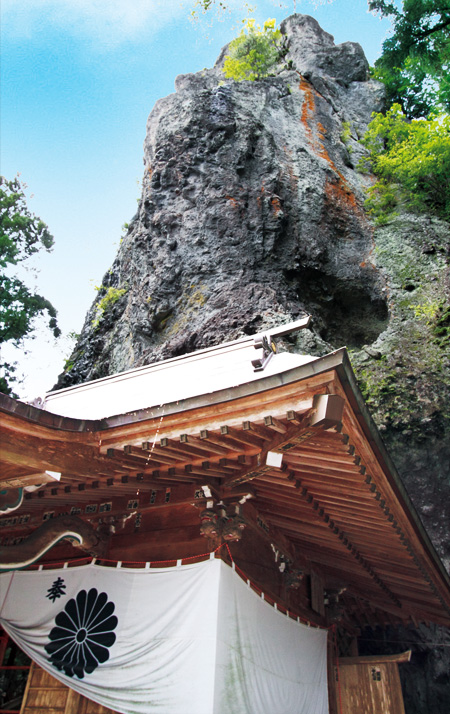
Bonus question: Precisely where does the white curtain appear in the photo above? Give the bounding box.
[0,559,328,714]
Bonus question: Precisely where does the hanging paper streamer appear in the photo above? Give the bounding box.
[0,559,328,714]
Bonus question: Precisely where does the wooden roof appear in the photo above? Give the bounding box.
[1,346,449,629]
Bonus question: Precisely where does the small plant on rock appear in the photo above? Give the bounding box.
[223,18,282,82]
[340,121,353,152]
[92,285,128,329]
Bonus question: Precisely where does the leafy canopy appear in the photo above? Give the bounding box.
[0,176,60,395]
[359,105,450,222]
[370,0,450,118]
[223,18,282,81]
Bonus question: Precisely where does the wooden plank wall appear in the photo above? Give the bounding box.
[18,655,406,714]
[20,663,117,714]
[338,662,405,714]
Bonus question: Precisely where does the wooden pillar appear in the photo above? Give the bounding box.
[327,629,340,714]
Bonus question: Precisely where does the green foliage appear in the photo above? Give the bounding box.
[369,0,450,118]
[223,18,282,81]
[340,121,354,152]
[63,358,75,373]
[364,179,400,224]
[412,299,440,322]
[92,285,128,329]
[360,105,450,222]
[0,176,60,395]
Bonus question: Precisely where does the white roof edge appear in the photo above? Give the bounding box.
[44,317,312,400]
[45,335,255,399]
[41,320,315,420]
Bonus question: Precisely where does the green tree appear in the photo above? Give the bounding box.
[370,0,450,117]
[223,18,282,81]
[359,105,450,221]
[0,176,60,395]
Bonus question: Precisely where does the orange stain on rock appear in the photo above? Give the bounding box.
[299,76,315,146]
[325,177,366,225]
[299,75,364,222]
[225,195,239,208]
[316,122,340,173]
[271,196,282,215]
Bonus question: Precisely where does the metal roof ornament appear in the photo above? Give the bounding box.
[251,316,311,371]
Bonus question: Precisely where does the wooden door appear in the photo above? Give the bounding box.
[337,652,410,714]
[20,662,117,714]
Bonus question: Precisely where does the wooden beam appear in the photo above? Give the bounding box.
[223,418,330,488]
[339,652,412,666]
[0,429,123,479]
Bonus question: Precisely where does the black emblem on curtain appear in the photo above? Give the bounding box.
[45,588,117,678]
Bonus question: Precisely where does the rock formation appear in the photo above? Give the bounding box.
[55,15,449,712]
[59,14,387,383]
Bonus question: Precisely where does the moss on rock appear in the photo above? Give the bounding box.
[350,213,450,569]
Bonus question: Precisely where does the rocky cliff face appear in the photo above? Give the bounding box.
[59,14,386,382]
[56,15,449,712]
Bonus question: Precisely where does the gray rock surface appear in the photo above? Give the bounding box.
[280,15,370,87]
[55,16,449,712]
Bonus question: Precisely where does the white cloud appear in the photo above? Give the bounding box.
[1,0,188,47]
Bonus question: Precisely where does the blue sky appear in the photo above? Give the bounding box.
[1,0,393,399]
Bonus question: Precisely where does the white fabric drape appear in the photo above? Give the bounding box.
[0,559,328,714]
